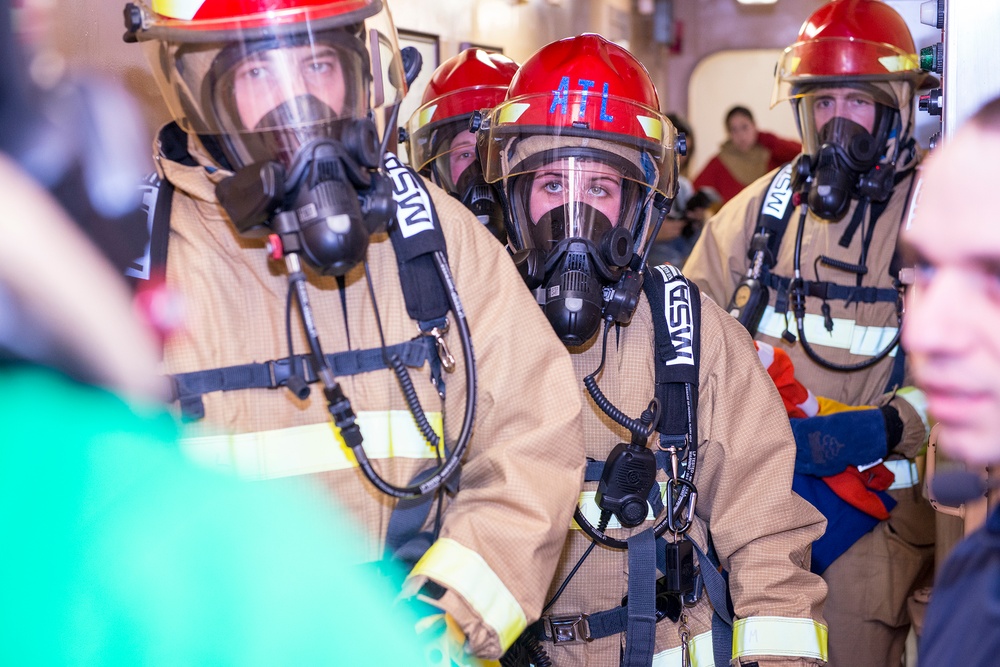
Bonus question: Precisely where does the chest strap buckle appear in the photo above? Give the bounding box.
[542,614,593,644]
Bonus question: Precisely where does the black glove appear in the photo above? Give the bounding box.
[880,404,904,454]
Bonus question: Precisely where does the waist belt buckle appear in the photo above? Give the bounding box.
[543,614,592,644]
[267,358,293,387]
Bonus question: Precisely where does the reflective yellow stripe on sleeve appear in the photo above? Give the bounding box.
[178,410,443,480]
[652,629,714,667]
[733,616,828,661]
[408,537,527,652]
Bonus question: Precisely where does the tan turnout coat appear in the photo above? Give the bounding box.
[155,131,586,659]
[544,289,829,666]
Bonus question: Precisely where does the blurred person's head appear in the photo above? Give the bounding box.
[725,106,757,153]
[0,0,165,401]
[478,33,680,345]
[405,48,518,242]
[901,97,1000,465]
[772,0,932,221]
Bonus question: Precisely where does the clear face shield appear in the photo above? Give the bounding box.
[507,151,649,272]
[785,84,901,219]
[135,2,406,170]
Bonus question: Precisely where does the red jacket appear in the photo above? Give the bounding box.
[694,131,801,203]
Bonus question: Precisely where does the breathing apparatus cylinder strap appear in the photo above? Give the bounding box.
[641,264,700,449]
[761,272,899,305]
[755,163,796,261]
[622,528,657,667]
[170,338,434,421]
[383,153,450,327]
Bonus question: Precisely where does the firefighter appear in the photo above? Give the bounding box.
[404,47,518,242]
[122,0,586,662]
[478,33,828,667]
[684,2,935,664]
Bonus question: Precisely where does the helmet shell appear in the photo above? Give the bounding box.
[406,48,518,175]
[477,33,679,257]
[773,0,929,105]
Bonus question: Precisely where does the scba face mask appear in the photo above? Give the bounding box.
[792,88,898,220]
[451,162,506,242]
[806,117,885,221]
[507,157,646,346]
[204,31,399,275]
[216,128,395,276]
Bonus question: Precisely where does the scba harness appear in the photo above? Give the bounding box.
[505,265,736,667]
[727,162,908,383]
[133,127,468,501]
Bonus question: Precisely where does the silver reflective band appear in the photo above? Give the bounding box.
[757,305,899,357]
[733,616,828,661]
[884,458,920,490]
[652,629,714,667]
[179,410,443,480]
[573,485,668,530]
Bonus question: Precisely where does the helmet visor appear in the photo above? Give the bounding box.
[134,2,405,169]
[790,85,896,157]
[772,36,922,107]
[505,151,650,254]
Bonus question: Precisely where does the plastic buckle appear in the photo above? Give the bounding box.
[543,614,592,644]
[267,358,293,387]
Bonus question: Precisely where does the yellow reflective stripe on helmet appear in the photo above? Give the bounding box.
[152,0,206,20]
[416,103,438,129]
[733,616,828,661]
[879,53,920,73]
[408,537,527,652]
[896,386,931,435]
[758,305,898,357]
[179,410,443,480]
[497,102,530,125]
[652,630,714,667]
[637,115,663,141]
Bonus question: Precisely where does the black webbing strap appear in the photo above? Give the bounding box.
[689,537,734,667]
[171,337,434,421]
[383,153,450,326]
[761,271,899,305]
[642,264,700,454]
[622,529,657,667]
[753,162,796,264]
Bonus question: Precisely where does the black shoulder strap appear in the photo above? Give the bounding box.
[752,162,796,264]
[383,152,450,329]
[125,171,172,284]
[126,122,191,285]
[642,263,700,448]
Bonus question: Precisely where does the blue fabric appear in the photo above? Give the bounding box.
[791,408,888,477]
[919,508,1000,667]
[792,472,896,574]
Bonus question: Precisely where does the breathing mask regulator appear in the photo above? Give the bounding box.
[216,117,393,274]
[801,115,895,222]
[451,160,507,242]
[213,43,477,500]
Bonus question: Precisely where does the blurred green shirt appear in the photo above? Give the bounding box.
[0,363,428,665]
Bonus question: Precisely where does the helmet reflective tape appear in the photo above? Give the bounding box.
[147,0,378,25]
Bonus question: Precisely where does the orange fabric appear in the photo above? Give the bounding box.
[822,465,895,520]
